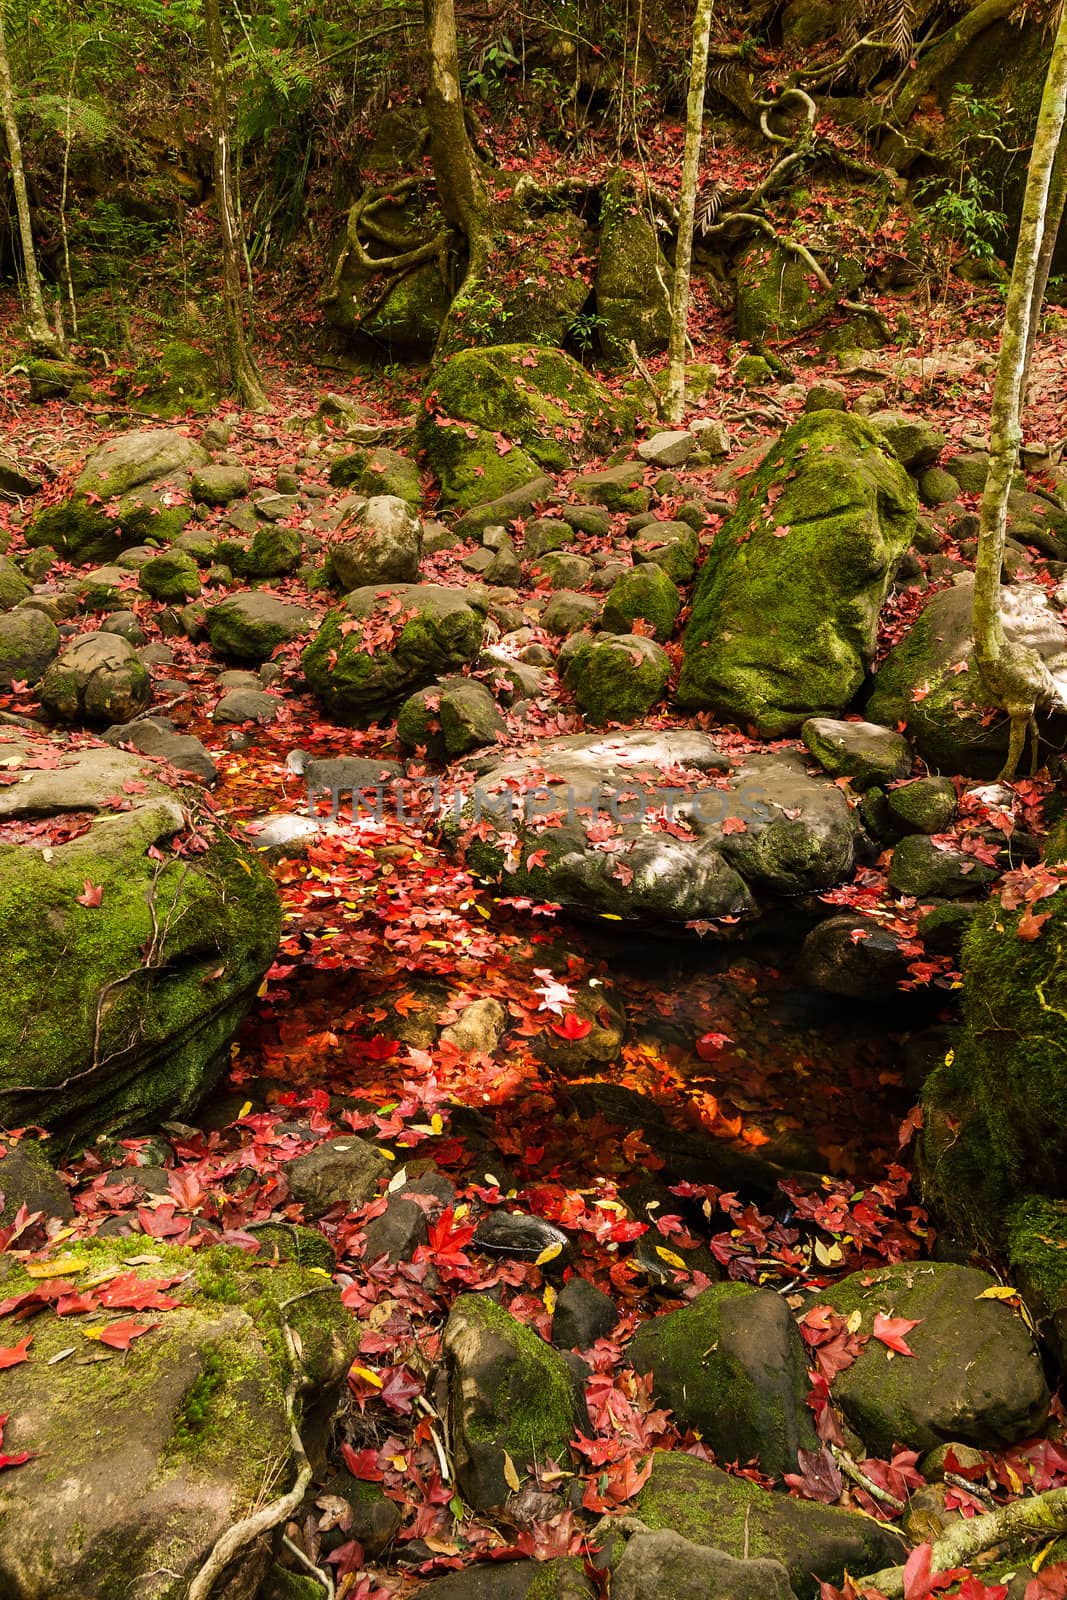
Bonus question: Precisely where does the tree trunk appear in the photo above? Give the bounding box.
[666,0,715,425]
[1024,127,1067,374]
[973,6,1067,777]
[423,0,492,353]
[205,0,268,412]
[0,7,59,353]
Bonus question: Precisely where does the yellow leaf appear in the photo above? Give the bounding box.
[1005,1462,1024,1494]
[474,904,491,919]
[379,1147,396,1161]
[814,1239,844,1267]
[543,1285,557,1315]
[351,1365,383,1389]
[535,1242,563,1267]
[503,1451,521,1493]
[390,1454,407,1471]
[944,1048,955,1067]
[976,1286,1020,1301]
[430,1113,444,1135]
[599,913,623,921]
[655,1246,687,1270]
[26,1256,86,1279]
[237,858,252,874]
[238,1101,253,1119]
[846,1309,863,1334]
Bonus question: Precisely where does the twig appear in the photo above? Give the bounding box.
[281,1535,335,1600]
[628,339,664,417]
[831,1445,905,1513]
[187,1322,313,1600]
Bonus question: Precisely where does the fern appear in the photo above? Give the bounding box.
[20,94,117,146]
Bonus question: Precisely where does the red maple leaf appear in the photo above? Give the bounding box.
[0,1335,32,1369]
[76,879,103,908]
[872,1312,921,1356]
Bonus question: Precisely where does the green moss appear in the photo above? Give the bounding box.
[0,813,281,1140]
[1006,1195,1067,1309]
[676,409,916,734]
[601,565,681,641]
[920,885,1067,1238]
[595,171,672,365]
[563,634,670,725]
[451,1293,578,1467]
[129,340,220,419]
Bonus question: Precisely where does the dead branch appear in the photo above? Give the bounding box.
[860,1487,1067,1598]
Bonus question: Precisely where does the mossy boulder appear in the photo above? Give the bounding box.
[677,411,917,735]
[595,171,672,364]
[190,463,250,505]
[397,676,505,759]
[0,556,30,611]
[302,583,488,723]
[442,1293,585,1510]
[0,1237,356,1600]
[26,429,206,563]
[206,591,315,662]
[139,548,202,603]
[628,1283,819,1476]
[420,344,636,507]
[128,339,220,418]
[26,357,91,402]
[867,577,1067,777]
[562,632,671,724]
[631,521,700,582]
[0,732,281,1139]
[822,1262,1049,1456]
[39,631,151,724]
[800,717,913,789]
[919,879,1067,1238]
[0,608,59,686]
[601,565,681,641]
[735,184,873,344]
[635,1453,906,1600]
[217,524,303,581]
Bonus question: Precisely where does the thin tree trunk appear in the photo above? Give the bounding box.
[666,0,714,426]
[205,0,268,412]
[0,6,59,352]
[1024,127,1067,374]
[973,7,1067,775]
[423,0,492,353]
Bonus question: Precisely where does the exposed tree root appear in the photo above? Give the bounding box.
[860,1486,1067,1597]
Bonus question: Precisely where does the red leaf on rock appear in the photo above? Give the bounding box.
[872,1312,921,1356]
[0,1335,32,1368]
[76,879,103,908]
[90,1319,160,1350]
[551,1013,592,1041]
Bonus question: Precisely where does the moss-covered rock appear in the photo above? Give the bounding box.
[866,577,1067,777]
[358,446,423,508]
[1005,1195,1067,1374]
[139,548,202,603]
[919,879,1067,1238]
[438,207,594,357]
[735,184,875,344]
[631,521,700,582]
[302,583,488,723]
[443,1293,585,1510]
[419,344,636,506]
[562,633,671,724]
[677,411,916,735]
[0,555,30,611]
[0,1237,356,1600]
[128,340,221,418]
[628,1283,818,1476]
[326,495,422,590]
[26,429,206,563]
[206,591,315,662]
[190,463,250,506]
[0,732,280,1139]
[26,357,91,402]
[595,171,672,365]
[397,675,505,759]
[0,608,59,686]
[601,566,681,641]
[635,1453,906,1600]
[800,717,913,789]
[822,1262,1049,1456]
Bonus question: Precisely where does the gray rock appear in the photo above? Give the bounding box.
[327,494,422,590]
[869,411,947,471]
[283,1136,388,1220]
[212,688,279,725]
[397,675,505,760]
[0,556,31,612]
[887,776,957,834]
[99,610,147,646]
[805,381,847,412]
[562,633,671,724]
[440,997,508,1054]
[191,463,250,505]
[102,716,218,786]
[570,461,650,514]
[638,431,696,468]
[541,591,600,636]
[0,1139,75,1224]
[799,915,911,999]
[551,1276,620,1349]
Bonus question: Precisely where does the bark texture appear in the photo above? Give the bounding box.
[0,6,59,351]
[666,0,715,425]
